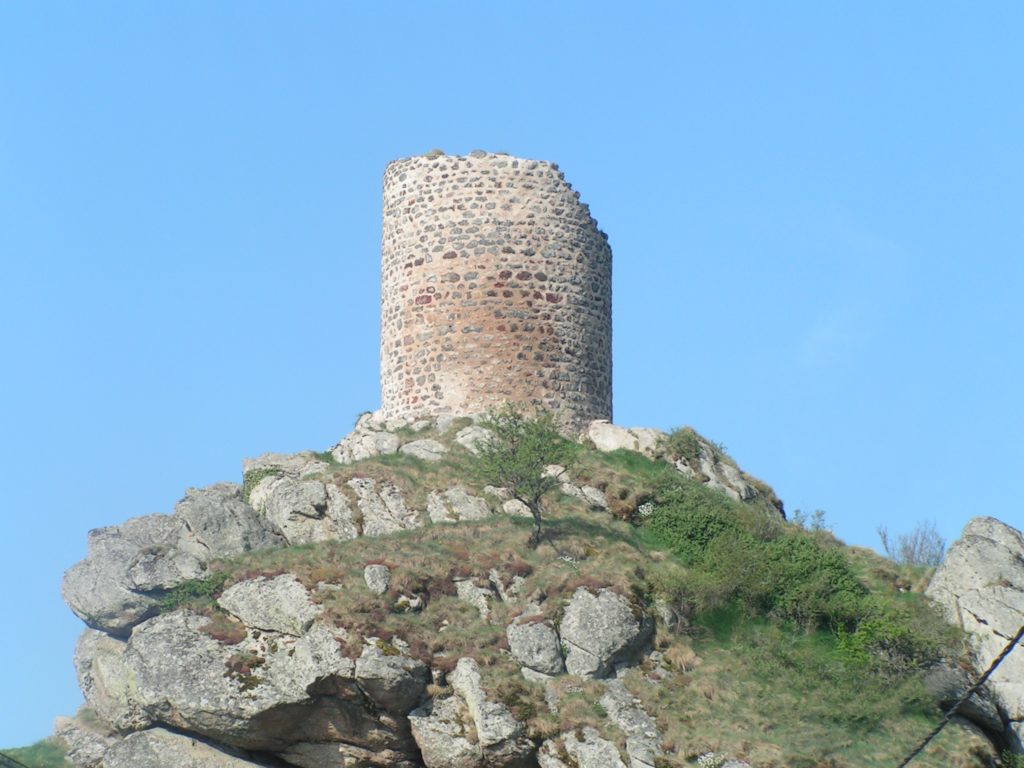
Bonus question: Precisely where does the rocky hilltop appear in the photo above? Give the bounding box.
[52,413,1023,767]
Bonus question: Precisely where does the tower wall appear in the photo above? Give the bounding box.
[379,152,612,432]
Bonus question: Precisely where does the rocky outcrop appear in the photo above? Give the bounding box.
[927,516,1024,750]
[449,658,535,766]
[585,421,784,516]
[62,484,285,636]
[348,478,422,537]
[250,476,359,544]
[586,421,663,456]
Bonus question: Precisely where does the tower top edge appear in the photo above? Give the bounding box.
[384,151,561,174]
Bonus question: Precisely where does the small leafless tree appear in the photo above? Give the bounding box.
[877,521,946,567]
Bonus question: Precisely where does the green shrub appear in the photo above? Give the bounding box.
[835,598,949,679]
[160,571,230,612]
[661,426,703,462]
[645,480,748,564]
[877,521,947,567]
[242,467,283,504]
[473,404,580,547]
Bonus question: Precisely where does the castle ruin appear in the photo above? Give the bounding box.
[379,151,612,432]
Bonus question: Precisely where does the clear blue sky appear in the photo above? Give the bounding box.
[1,1,1021,746]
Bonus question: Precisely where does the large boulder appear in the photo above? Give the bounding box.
[103,728,265,768]
[408,695,482,768]
[354,642,430,714]
[217,575,322,636]
[600,679,664,768]
[242,451,329,479]
[927,516,1024,750]
[559,587,653,678]
[585,421,663,456]
[506,617,565,676]
[62,484,285,636]
[923,662,1004,735]
[250,477,359,544]
[62,515,197,635]
[427,487,491,523]
[455,425,492,454]
[538,727,628,768]
[330,422,401,464]
[399,438,448,461]
[347,478,421,537]
[172,484,285,557]
[74,630,150,733]
[364,564,392,595]
[449,657,535,766]
[122,611,414,756]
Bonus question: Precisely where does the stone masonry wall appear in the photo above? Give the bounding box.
[380,151,612,433]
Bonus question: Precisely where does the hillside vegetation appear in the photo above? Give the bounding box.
[36,416,1005,767]
[153,425,987,767]
[1,739,72,768]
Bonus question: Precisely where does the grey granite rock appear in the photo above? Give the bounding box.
[347,478,421,537]
[539,727,628,768]
[927,516,1024,749]
[506,618,564,676]
[122,612,405,751]
[331,428,401,464]
[600,678,663,768]
[74,629,150,732]
[354,642,430,714]
[449,657,535,766]
[253,477,360,544]
[53,714,117,768]
[427,487,491,523]
[559,587,653,678]
[408,695,481,768]
[364,564,392,595]
[217,574,321,636]
[399,438,448,461]
[103,728,265,768]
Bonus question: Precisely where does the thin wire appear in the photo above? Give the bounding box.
[898,621,1024,767]
[0,752,33,768]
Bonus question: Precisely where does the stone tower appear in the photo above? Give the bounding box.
[379,151,612,432]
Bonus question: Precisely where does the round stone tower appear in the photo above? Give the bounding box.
[379,151,612,432]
